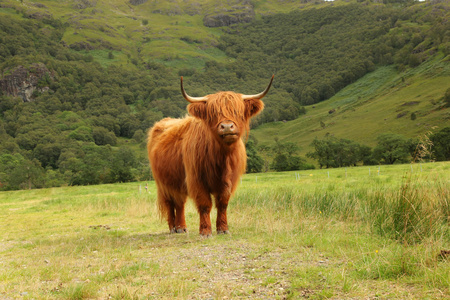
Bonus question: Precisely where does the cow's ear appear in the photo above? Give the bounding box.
[244,98,264,118]
[188,102,207,119]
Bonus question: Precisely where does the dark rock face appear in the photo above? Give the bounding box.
[0,63,54,102]
[129,0,148,5]
[203,3,255,27]
[26,12,52,20]
[31,3,48,8]
[69,41,94,51]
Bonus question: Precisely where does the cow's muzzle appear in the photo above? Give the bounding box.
[218,121,239,144]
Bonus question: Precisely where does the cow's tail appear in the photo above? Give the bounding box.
[155,188,170,221]
[147,121,172,222]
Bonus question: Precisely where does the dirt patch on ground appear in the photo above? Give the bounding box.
[135,237,321,299]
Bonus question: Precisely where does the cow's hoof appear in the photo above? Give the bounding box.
[176,228,187,233]
[217,230,230,235]
[199,229,212,238]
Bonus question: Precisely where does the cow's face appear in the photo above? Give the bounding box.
[187,92,264,145]
[182,76,273,146]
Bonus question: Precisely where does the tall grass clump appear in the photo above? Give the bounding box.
[366,174,449,244]
[235,170,448,244]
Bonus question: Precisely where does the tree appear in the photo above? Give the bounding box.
[57,149,83,184]
[444,88,450,108]
[307,137,336,168]
[132,129,145,144]
[359,144,377,165]
[372,133,412,164]
[430,127,450,161]
[93,127,117,146]
[10,158,44,190]
[33,142,62,169]
[68,126,94,142]
[108,147,138,183]
[307,136,373,168]
[333,139,359,167]
[246,139,264,173]
[271,140,311,171]
[300,86,319,105]
[0,153,44,190]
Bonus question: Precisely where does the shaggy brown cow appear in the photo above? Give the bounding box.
[147,76,273,236]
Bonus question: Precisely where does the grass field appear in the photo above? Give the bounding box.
[0,162,448,299]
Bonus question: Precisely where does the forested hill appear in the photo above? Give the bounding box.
[0,0,449,190]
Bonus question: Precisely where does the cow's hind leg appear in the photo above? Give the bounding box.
[157,190,181,233]
[165,198,188,234]
[163,200,177,233]
[173,195,187,233]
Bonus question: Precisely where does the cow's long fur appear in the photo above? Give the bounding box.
[147,90,265,235]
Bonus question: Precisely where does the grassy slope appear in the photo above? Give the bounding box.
[0,162,448,299]
[5,0,352,69]
[253,54,450,157]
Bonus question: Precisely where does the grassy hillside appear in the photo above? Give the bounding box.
[252,54,450,157]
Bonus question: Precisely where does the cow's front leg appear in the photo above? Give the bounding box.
[216,202,229,234]
[215,192,230,234]
[192,191,213,237]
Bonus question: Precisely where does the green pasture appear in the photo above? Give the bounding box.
[1,162,448,299]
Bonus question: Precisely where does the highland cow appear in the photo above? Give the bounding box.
[147,76,273,236]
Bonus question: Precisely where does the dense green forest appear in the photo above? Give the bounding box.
[0,0,449,190]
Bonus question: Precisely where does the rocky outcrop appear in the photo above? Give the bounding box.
[0,64,54,102]
[203,2,255,27]
[73,0,97,9]
[129,0,148,5]
[26,11,52,20]
[69,41,94,51]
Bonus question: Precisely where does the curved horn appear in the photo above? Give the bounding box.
[241,75,274,100]
[181,76,208,103]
